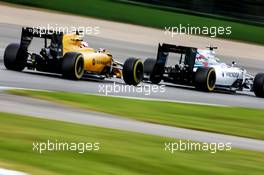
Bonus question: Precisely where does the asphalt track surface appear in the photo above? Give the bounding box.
[0,93,263,152]
[0,23,264,108]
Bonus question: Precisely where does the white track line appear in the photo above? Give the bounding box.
[0,168,28,175]
[93,93,228,107]
[0,86,227,107]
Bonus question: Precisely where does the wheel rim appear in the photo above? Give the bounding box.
[133,60,143,84]
[75,56,84,79]
[207,69,216,91]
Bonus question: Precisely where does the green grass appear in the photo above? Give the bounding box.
[7,89,264,140]
[0,112,264,175]
[1,0,263,44]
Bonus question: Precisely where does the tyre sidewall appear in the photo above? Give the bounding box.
[4,43,26,71]
[62,52,84,80]
[123,58,143,85]
[253,73,264,97]
[195,67,216,91]
[143,58,156,75]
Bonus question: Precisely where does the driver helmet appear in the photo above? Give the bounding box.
[80,41,89,48]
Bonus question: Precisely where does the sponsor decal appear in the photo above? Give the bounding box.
[225,72,239,78]
[92,58,111,66]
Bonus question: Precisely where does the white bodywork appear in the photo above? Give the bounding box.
[193,48,253,90]
[211,64,244,86]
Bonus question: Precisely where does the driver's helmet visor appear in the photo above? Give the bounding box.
[80,41,89,48]
[195,49,219,66]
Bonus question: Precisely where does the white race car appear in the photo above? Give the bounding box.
[143,43,264,98]
[194,47,254,92]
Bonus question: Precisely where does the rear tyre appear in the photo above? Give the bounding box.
[195,67,216,92]
[123,58,143,85]
[61,52,84,80]
[143,58,162,84]
[4,43,27,71]
[150,71,162,84]
[253,73,264,98]
[143,58,156,75]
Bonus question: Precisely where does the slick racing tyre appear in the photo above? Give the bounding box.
[253,73,264,98]
[143,58,158,82]
[4,43,27,71]
[62,52,84,80]
[123,58,143,85]
[195,67,216,92]
[143,59,162,84]
[149,69,162,84]
[143,58,156,75]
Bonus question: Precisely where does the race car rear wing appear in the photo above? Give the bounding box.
[20,27,64,59]
[155,43,197,73]
[20,27,63,52]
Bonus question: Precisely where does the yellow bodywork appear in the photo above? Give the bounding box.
[62,34,117,74]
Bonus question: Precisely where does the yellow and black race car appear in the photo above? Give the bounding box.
[3,27,143,85]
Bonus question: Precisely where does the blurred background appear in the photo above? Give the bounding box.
[129,0,264,24]
[0,1,264,175]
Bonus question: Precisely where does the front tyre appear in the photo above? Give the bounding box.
[61,52,84,80]
[195,67,216,92]
[123,58,143,85]
[4,43,27,71]
[253,73,264,98]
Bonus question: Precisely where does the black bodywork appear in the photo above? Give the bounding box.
[20,27,64,73]
[150,43,197,85]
